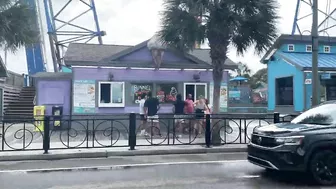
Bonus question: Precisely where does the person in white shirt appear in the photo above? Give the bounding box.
[139,93,149,136]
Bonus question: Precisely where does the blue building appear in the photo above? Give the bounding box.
[261,34,336,113]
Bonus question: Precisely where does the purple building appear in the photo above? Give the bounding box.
[33,39,237,115]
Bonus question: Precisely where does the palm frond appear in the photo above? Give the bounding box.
[230,0,279,55]
[0,1,38,52]
[158,0,209,52]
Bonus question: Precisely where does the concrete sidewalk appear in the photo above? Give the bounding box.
[0,144,247,161]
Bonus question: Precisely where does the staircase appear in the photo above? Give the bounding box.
[4,87,35,120]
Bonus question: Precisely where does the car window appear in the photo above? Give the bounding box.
[291,104,336,125]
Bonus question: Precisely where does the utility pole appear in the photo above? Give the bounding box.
[311,0,319,107]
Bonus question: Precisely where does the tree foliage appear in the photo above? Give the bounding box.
[230,62,267,89]
[235,62,251,77]
[159,0,279,54]
[0,0,38,52]
[249,68,267,89]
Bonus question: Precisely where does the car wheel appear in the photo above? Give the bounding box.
[309,150,336,185]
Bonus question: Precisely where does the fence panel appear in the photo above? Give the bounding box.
[0,113,298,152]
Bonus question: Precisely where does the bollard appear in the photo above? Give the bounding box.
[43,116,50,154]
[205,114,211,148]
[273,112,280,123]
[128,113,136,150]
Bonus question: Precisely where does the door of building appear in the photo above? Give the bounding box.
[183,83,207,101]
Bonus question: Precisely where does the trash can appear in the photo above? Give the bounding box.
[52,106,63,130]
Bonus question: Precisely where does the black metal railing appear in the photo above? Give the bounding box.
[0,113,298,153]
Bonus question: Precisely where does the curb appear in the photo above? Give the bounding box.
[0,160,248,174]
[0,151,108,162]
[107,146,247,156]
[0,146,247,162]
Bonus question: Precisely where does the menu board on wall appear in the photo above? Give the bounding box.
[209,82,228,112]
[73,80,96,113]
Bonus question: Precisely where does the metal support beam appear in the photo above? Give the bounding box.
[292,0,336,36]
[292,0,301,35]
[311,0,319,106]
[43,0,105,72]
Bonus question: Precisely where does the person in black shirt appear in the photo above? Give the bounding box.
[144,91,161,136]
[173,94,187,134]
[173,94,186,114]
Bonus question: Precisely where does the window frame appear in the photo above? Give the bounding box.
[324,46,331,53]
[183,82,208,102]
[306,45,312,52]
[288,44,295,52]
[98,81,125,108]
[156,83,179,104]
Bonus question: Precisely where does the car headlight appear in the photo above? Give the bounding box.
[253,126,261,133]
[275,136,304,145]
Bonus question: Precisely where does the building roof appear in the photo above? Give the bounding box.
[260,34,336,63]
[0,56,8,77]
[277,52,336,71]
[65,43,132,62]
[31,72,72,79]
[64,42,238,70]
[189,49,237,67]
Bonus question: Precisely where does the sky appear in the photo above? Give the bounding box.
[2,0,336,74]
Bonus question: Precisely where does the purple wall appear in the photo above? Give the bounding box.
[118,47,193,63]
[73,67,227,82]
[37,80,71,115]
[73,67,228,114]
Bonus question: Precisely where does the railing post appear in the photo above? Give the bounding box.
[129,113,136,150]
[273,112,280,123]
[205,114,211,148]
[43,116,50,154]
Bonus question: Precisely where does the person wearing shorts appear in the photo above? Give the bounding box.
[144,91,161,136]
[172,94,187,135]
[139,93,149,136]
[194,96,206,135]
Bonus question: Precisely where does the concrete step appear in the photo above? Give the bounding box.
[13,99,34,102]
[5,108,34,111]
[18,97,34,99]
[6,106,34,110]
[9,102,34,106]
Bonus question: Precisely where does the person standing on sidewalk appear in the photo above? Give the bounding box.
[144,91,161,136]
[172,94,186,135]
[139,93,149,136]
[185,94,194,114]
[184,94,195,130]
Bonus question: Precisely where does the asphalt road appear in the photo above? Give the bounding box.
[0,153,331,189]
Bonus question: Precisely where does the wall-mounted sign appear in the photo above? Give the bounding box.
[209,82,228,112]
[132,84,152,103]
[305,79,312,85]
[321,73,331,80]
[73,80,96,113]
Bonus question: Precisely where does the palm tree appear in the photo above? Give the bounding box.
[235,62,251,77]
[0,0,38,52]
[159,0,278,144]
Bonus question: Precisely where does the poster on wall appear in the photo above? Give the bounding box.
[132,84,152,103]
[209,82,228,112]
[73,80,96,113]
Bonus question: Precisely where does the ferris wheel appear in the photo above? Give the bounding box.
[23,0,105,74]
[292,0,336,36]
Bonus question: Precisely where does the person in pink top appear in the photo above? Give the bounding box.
[185,94,194,114]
